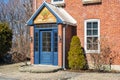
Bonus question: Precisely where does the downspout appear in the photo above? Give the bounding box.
[63,25,67,70]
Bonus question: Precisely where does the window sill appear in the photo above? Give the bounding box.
[86,50,100,53]
[51,2,65,7]
[82,0,102,5]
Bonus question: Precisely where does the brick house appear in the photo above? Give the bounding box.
[27,0,120,70]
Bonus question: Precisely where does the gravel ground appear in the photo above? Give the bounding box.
[0,63,120,80]
[69,73,120,80]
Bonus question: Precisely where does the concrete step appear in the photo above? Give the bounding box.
[19,65,63,73]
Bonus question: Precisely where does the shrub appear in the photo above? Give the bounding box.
[68,36,86,70]
[0,22,12,60]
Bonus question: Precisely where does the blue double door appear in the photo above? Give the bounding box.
[39,29,58,65]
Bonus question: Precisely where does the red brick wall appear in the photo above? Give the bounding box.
[65,25,76,68]
[30,26,34,64]
[58,24,63,67]
[35,0,51,10]
[64,0,120,65]
[32,0,120,65]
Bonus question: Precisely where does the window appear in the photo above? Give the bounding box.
[35,32,39,51]
[54,32,58,52]
[42,32,51,52]
[36,24,57,29]
[51,0,65,5]
[84,19,100,53]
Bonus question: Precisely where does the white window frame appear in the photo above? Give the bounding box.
[84,19,100,53]
[51,0,65,5]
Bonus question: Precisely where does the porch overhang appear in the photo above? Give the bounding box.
[27,1,77,26]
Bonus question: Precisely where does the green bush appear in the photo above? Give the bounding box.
[68,36,86,70]
[0,22,12,58]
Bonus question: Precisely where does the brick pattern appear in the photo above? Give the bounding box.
[65,26,72,68]
[30,26,34,64]
[32,0,120,65]
[65,25,76,68]
[58,24,63,67]
[64,0,120,65]
[35,0,51,10]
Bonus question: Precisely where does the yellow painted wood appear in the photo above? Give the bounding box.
[34,7,56,24]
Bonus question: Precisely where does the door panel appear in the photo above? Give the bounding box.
[34,32,39,64]
[53,31,58,65]
[40,31,53,64]
[40,30,58,65]
[42,32,51,52]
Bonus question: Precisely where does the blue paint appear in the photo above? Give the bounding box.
[53,52,58,65]
[34,28,40,64]
[34,25,58,65]
[40,31,53,64]
[34,52,39,64]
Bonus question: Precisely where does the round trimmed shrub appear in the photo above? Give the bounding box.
[68,36,86,70]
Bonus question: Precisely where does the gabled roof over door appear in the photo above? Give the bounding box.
[27,1,77,26]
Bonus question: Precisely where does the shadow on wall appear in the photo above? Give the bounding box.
[65,26,77,69]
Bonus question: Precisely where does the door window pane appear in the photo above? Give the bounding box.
[42,32,51,52]
[54,32,58,52]
[35,32,38,51]
[36,24,57,28]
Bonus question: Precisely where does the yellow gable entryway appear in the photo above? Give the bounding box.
[27,1,76,68]
[34,7,56,24]
[33,6,58,65]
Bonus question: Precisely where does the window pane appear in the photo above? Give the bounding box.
[87,37,98,50]
[42,32,51,52]
[87,30,92,35]
[35,47,38,51]
[87,37,92,44]
[93,22,98,28]
[47,33,51,37]
[87,44,92,50]
[93,30,98,35]
[93,37,98,43]
[54,32,58,52]
[93,44,98,50]
[87,44,98,50]
[87,22,92,28]
[36,24,57,28]
[54,48,58,52]
[35,32,38,51]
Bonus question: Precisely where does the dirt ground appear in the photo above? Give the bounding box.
[0,63,120,80]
